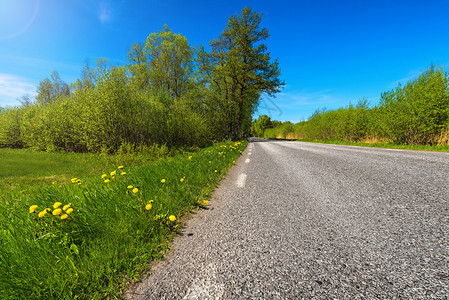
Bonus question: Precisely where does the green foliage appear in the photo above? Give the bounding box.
[251,114,273,137]
[198,7,284,140]
[0,141,247,299]
[0,107,25,148]
[256,65,449,146]
[0,8,282,152]
[379,65,449,144]
[35,71,70,106]
[144,25,196,101]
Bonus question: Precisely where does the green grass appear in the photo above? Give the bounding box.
[0,149,112,192]
[293,139,449,152]
[0,145,180,194]
[0,141,247,299]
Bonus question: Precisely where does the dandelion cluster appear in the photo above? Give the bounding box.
[102,165,128,184]
[71,178,81,185]
[29,202,73,220]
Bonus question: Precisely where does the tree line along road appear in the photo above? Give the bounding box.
[127,138,449,299]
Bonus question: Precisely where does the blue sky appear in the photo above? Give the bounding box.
[1,0,449,122]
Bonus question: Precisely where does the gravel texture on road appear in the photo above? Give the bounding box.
[126,139,449,299]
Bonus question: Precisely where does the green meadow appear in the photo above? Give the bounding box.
[0,146,174,193]
[0,140,246,299]
[0,148,112,192]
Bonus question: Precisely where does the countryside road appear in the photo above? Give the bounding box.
[127,139,449,299]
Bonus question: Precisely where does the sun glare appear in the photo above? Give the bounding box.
[0,0,39,40]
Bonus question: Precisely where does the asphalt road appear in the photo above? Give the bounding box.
[126,139,449,299]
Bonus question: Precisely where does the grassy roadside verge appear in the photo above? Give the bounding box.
[0,145,175,193]
[267,138,449,153]
[0,140,247,299]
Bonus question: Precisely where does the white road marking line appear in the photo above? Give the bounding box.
[245,158,250,163]
[236,173,247,188]
[183,263,224,300]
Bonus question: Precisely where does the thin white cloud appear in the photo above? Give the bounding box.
[389,71,422,87]
[98,1,113,23]
[0,74,36,107]
[1,54,81,72]
[388,64,448,88]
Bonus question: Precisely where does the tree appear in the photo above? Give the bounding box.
[200,7,284,140]
[127,42,151,92]
[143,25,195,102]
[16,94,33,107]
[251,114,272,137]
[35,71,70,105]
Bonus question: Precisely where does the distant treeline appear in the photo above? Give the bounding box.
[0,7,283,153]
[252,65,449,145]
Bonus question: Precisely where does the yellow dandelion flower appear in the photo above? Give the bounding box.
[208,161,211,164]
[214,170,217,173]
[66,208,73,214]
[104,179,110,183]
[127,185,133,189]
[29,205,38,213]
[61,214,68,220]
[133,188,139,194]
[188,156,192,160]
[53,202,62,209]
[203,200,209,205]
[52,181,55,185]
[118,166,124,169]
[38,210,47,218]
[110,170,117,176]
[145,204,152,210]
[169,215,176,222]
[161,179,166,183]
[63,203,71,211]
[233,160,235,164]
[53,208,62,216]
[71,178,77,183]
[120,172,126,175]
[149,200,154,203]
[101,174,107,178]
[180,178,184,182]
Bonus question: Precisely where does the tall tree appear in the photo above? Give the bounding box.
[143,25,195,102]
[127,42,151,92]
[200,7,284,139]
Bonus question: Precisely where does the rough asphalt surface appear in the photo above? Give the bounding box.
[126,139,449,299]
